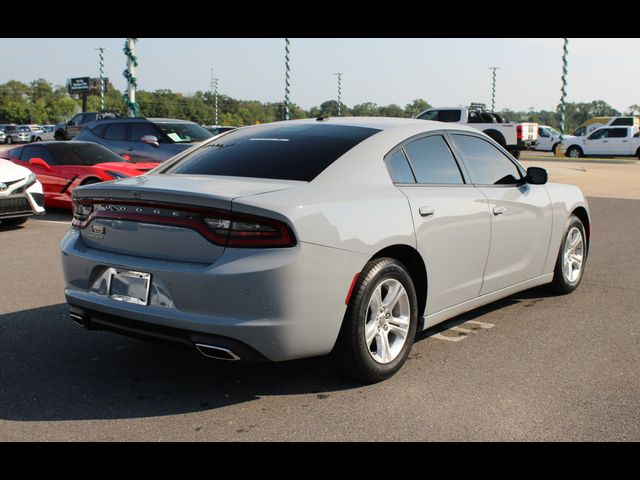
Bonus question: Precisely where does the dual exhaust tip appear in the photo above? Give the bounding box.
[69,313,241,361]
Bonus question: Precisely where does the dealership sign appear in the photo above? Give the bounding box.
[67,77,109,95]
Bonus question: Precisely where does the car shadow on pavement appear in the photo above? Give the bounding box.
[0,303,361,422]
[1,286,557,422]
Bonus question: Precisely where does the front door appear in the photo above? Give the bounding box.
[448,133,553,294]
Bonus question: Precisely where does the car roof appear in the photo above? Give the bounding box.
[241,116,481,135]
[148,118,197,124]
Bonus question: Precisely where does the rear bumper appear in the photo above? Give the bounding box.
[61,230,367,361]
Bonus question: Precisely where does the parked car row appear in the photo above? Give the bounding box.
[0,124,57,144]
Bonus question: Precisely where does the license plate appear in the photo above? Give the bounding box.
[107,269,151,305]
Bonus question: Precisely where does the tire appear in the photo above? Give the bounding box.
[6,136,13,144]
[1,216,28,226]
[551,143,560,153]
[35,137,42,142]
[332,257,418,383]
[510,149,521,159]
[549,215,587,294]
[54,131,66,141]
[566,146,582,158]
[82,178,101,185]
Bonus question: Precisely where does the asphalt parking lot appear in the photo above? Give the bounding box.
[1,159,639,441]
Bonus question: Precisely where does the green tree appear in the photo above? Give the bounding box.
[404,99,431,118]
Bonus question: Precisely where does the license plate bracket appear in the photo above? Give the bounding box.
[107,269,151,305]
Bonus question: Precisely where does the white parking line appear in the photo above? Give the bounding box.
[430,332,466,342]
[464,320,495,329]
[430,320,495,343]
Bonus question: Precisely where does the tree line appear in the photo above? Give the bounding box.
[1,78,636,134]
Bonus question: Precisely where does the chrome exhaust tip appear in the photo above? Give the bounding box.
[69,313,86,328]
[195,343,241,361]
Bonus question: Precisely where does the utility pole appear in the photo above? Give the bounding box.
[334,72,343,116]
[488,67,500,111]
[123,38,139,117]
[95,47,108,110]
[284,38,291,121]
[210,69,219,125]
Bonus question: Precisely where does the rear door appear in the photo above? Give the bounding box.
[391,132,491,314]
[100,122,132,158]
[448,133,552,294]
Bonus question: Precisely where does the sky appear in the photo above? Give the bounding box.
[0,38,637,113]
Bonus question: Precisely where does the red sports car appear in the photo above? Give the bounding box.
[2,141,159,209]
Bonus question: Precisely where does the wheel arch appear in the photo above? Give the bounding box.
[369,244,428,321]
[483,129,506,147]
[571,206,591,249]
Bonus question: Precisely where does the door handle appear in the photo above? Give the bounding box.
[493,206,506,216]
[603,140,608,143]
[419,206,435,217]
[622,140,628,143]
[126,147,134,151]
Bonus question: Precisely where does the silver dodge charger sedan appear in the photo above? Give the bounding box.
[61,117,590,383]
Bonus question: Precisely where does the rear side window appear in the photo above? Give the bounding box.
[450,134,522,185]
[608,128,628,138]
[104,123,128,141]
[404,135,464,184]
[164,124,380,182]
[417,110,462,122]
[610,118,633,126]
[385,149,415,183]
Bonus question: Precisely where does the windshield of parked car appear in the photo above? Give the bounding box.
[153,122,213,143]
[161,123,381,182]
[47,143,126,165]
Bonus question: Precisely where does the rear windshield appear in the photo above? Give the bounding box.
[47,143,126,165]
[162,123,381,181]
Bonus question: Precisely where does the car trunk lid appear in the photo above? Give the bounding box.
[72,174,301,264]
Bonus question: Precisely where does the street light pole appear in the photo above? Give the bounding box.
[559,38,569,142]
[488,66,500,111]
[95,47,108,110]
[334,72,343,116]
[210,69,219,125]
[284,38,291,120]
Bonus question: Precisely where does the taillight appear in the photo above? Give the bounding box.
[71,198,94,229]
[71,198,296,248]
[203,211,295,247]
[517,125,523,140]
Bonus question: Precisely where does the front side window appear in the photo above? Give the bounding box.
[404,135,464,184]
[47,143,125,165]
[70,114,82,124]
[83,113,97,123]
[130,122,162,142]
[588,128,609,140]
[450,134,522,185]
[163,123,380,182]
[539,128,550,138]
[20,146,57,165]
[153,122,212,143]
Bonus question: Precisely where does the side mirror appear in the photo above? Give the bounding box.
[141,135,159,147]
[29,157,51,171]
[526,167,547,185]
